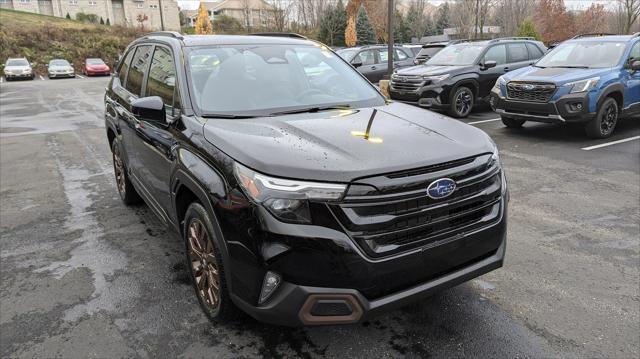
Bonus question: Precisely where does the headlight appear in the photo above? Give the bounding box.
[234,163,346,223]
[566,77,599,93]
[493,76,506,89]
[422,74,449,83]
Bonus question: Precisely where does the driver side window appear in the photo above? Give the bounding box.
[629,42,640,63]
[353,50,376,66]
[484,45,507,65]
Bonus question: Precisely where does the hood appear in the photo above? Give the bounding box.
[395,64,471,76]
[505,66,611,84]
[49,65,73,71]
[87,64,109,69]
[202,102,494,183]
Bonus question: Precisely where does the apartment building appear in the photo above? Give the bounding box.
[0,0,180,31]
[183,0,276,29]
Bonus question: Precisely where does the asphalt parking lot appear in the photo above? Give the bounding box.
[1,76,638,358]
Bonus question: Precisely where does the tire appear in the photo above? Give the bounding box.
[449,86,475,118]
[111,139,141,205]
[585,97,618,139]
[501,116,526,128]
[183,202,240,323]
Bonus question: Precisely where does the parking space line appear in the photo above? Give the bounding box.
[39,75,45,81]
[76,74,85,79]
[0,77,3,83]
[581,136,640,151]
[467,118,501,125]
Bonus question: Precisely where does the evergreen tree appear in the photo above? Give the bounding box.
[106,18,111,25]
[100,17,105,25]
[318,0,347,46]
[65,13,71,20]
[517,18,540,40]
[355,6,376,45]
[435,2,450,35]
[393,9,409,43]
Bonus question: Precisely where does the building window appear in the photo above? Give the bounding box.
[88,1,97,5]
[137,4,143,8]
[19,0,31,3]
[68,0,78,5]
[149,4,158,9]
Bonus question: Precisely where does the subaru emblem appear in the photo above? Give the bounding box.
[522,84,535,90]
[427,178,456,199]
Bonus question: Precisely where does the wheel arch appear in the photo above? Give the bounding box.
[448,79,480,102]
[597,83,624,111]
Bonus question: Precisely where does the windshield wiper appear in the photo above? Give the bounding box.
[201,113,258,119]
[549,65,590,69]
[269,105,352,116]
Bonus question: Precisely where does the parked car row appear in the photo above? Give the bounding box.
[2,57,112,80]
[385,34,639,138]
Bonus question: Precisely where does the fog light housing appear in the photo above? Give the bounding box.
[259,271,282,304]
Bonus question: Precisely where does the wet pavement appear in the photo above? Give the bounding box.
[1,77,639,358]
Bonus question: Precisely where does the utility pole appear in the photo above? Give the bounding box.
[158,0,166,31]
[474,0,479,39]
[387,0,394,79]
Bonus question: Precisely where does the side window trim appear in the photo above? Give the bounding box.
[145,43,181,115]
[506,42,528,63]
[139,44,155,99]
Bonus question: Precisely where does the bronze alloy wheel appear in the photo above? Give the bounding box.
[113,148,126,197]
[187,218,221,311]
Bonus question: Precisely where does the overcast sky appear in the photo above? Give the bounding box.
[177,0,619,11]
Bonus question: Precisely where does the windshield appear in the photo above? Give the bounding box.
[87,58,105,65]
[536,41,627,68]
[187,44,384,116]
[426,44,484,66]
[6,59,29,67]
[336,48,358,62]
[50,60,70,66]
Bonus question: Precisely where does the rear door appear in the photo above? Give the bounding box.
[131,44,181,216]
[107,48,135,164]
[478,44,507,97]
[116,45,153,181]
[622,41,640,116]
[526,42,545,63]
[352,49,379,82]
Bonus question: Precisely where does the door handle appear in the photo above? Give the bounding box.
[371,66,377,70]
[504,67,510,72]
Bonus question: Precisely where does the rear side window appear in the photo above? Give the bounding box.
[629,42,640,62]
[507,43,529,63]
[117,49,135,86]
[146,46,180,113]
[353,50,376,65]
[526,43,544,60]
[484,44,507,65]
[125,45,153,96]
[395,49,409,60]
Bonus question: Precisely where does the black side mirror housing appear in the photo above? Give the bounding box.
[352,61,363,68]
[131,96,165,123]
[630,60,640,72]
[482,60,497,70]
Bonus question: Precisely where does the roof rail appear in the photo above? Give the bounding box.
[144,31,184,40]
[250,32,307,39]
[489,37,535,43]
[449,38,489,44]
[571,33,616,39]
[633,32,640,38]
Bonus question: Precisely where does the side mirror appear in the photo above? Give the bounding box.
[131,96,165,123]
[352,60,363,68]
[482,60,497,70]
[630,60,640,72]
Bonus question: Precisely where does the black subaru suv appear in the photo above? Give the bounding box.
[105,32,508,326]
[390,37,547,117]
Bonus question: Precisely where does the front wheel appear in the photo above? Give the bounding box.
[501,116,526,128]
[585,97,618,139]
[449,86,474,118]
[183,203,240,323]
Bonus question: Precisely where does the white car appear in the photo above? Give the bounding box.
[3,58,34,80]
[47,59,75,79]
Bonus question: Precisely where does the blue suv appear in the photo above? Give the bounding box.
[491,33,640,138]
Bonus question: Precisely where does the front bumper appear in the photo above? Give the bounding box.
[49,72,75,78]
[227,196,508,327]
[389,84,449,110]
[86,70,110,76]
[5,73,33,79]
[491,88,596,123]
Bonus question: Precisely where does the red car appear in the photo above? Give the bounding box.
[82,58,111,76]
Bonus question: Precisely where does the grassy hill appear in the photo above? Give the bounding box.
[0,8,144,74]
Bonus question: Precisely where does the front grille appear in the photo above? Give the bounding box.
[330,155,503,257]
[390,75,424,92]
[507,82,556,103]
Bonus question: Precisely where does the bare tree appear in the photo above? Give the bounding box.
[616,0,640,34]
[271,0,293,32]
[241,0,252,30]
[493,0,537,36]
